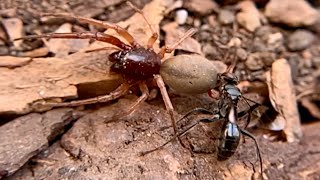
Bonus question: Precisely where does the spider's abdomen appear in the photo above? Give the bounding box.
[109,48,161,80]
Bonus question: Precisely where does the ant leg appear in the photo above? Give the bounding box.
[40,13,138,47]
[37,82,130,108]
[126,2,158,49]
[241,97,262,129]
[153,74,182,143]
[15,32,131,50]
[240,129,263,178]
[159,108,215,131]
[140,117,220,156]
[112,82,149,119]
[158,28,197,58]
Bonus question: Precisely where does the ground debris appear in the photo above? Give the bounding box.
[266,58,303,142]
[0,108,84,177]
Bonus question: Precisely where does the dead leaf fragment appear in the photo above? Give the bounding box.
[266,58,302,142]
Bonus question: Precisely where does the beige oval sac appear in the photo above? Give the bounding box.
[160,54,218,94]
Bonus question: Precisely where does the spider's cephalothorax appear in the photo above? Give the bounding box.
[109,48,161,80]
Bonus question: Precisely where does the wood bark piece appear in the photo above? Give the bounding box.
[0,108,84,177]
[0,52,121,115]
[266,58,302,142]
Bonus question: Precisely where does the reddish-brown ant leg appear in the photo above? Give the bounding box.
[158,28,197,58]
[40,82,130,108]
[113,82,149,119]
[41,13,139,47]
[126,1,158,49]
[16,32,131,50]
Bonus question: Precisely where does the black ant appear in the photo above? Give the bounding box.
[15,2,196,140]
[140,54,264,178]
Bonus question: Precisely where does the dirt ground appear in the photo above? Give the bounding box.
[1,0,320,179]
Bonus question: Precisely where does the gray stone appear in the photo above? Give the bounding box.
[0,108,83,177]
[287,30,315,51]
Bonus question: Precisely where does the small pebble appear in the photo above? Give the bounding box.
[175,9,188,25]
[287,30,315,51]
[245,53,264,70]
[236,48,248,61]
[236,0,261,32]
[218,9,235,25]
[265,0,319,27]
[227,37,242,47]
[267,32,283,45]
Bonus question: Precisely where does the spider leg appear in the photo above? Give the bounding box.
[153,75,182,142]
[40,12,139,47]
[15,32,131,50]
[158,28,197,58]
[127,1,158,49]
[37,82,130,108]
[85,46,123,53]
[112,82,149,119]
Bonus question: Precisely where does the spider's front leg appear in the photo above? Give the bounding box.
[15,32,131,50]
[40,12,138,47]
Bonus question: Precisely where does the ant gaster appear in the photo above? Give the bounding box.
[15,2,197,139]
[141,57,264,178]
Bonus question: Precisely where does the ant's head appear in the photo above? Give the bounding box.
[219,72,239,84]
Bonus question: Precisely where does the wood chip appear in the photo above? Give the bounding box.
[266,58,302,142]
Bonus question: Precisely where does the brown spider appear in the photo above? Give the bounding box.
[15,2,196,138]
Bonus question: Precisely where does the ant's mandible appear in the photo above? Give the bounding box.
[15,2,197,139]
